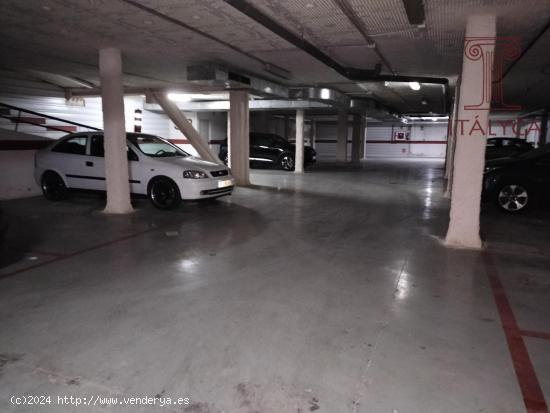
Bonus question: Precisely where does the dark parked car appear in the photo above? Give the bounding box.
[219,132,316,171]
[0,206,6,252]
[483,145,550,213]
[485,137,533,160]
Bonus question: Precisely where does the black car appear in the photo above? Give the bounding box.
[219,132,316,171]
[483,145,550,213]
[485,137,533,160]
[0,206,6,253]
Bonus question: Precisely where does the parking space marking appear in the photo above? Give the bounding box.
[0,227,158,281]
[520,330,550,341]
[483,252,549,413]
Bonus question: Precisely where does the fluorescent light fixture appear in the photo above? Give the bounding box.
[167,93,192,102]
[404,115,449,122]
[409,81,421,91]
[167,93,229,102]
[320,88,331,99]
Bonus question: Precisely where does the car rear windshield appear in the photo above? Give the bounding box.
[127,135,189,158]
[516,144,550,159]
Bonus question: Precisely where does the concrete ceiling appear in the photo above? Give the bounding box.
[0,0,549,115]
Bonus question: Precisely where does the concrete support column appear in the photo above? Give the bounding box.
[444,79,461,198]
[445,15,496,249]
[99,48,133,215]
[229,90,250,186]
[351,114,362,163]
[360,116,366,159]
[152,92,220,164]
[295,109,305,173]
[336,110,348,162]
[226,112,231,167]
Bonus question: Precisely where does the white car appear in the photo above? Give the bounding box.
[34,132,235,209]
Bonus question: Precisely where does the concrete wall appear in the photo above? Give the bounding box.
[0,150,41,199]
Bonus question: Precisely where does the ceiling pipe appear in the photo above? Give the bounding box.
[223,0,378,80]
[223,0,450,113]
[332,0,395,75]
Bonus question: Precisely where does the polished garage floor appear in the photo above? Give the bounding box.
[1,159,549,413]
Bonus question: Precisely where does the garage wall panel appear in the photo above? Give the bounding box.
[0,94,172,139]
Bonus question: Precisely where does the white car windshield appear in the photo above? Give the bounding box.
[128,134,189,158]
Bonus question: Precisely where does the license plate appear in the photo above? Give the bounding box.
[217,179,233,188]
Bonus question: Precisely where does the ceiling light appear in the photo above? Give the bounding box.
[192,15,200,20]
[143,19,153,25]
[409,81,421,91]
[421,98,428,105]
[305,2,314,8]
[320,88,331,99]
[167,93,192,102]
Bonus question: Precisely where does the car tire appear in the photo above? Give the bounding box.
[147,177,181,210]
[41,171,68,201]
[279,153,295,171]
[495,182,532,213]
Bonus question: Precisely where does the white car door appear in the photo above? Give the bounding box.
[88,134,143,193]
[49,134,95,190]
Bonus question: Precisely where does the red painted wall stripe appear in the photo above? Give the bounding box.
[46,125,77,132]
[11,117,46,125]
[366,140,447,144]
[0,227,158,281]
[482,252,548,413]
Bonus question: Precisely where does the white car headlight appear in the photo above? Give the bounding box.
[183,170,208,179]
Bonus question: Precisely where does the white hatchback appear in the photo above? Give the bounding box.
[34,132,235,209]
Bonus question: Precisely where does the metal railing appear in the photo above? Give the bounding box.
[0,102,101,133]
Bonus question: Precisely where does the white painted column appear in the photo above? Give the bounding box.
[226,111,231,167]
[445,15,496,249]
[336,110,348,162]
[351,114,362,163]
[360,116,366,159]
[443,96,459,198]
[295,109,305,173]
[99,48,133,215]
[444,79,461,199]
[229,90,250,186]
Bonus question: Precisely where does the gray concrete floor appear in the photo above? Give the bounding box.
[1,159,549,413]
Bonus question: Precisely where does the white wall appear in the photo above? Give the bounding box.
[0,94,171,138]
[409,125,447,158]
[314,123,448,159]
[168,111,227,156]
